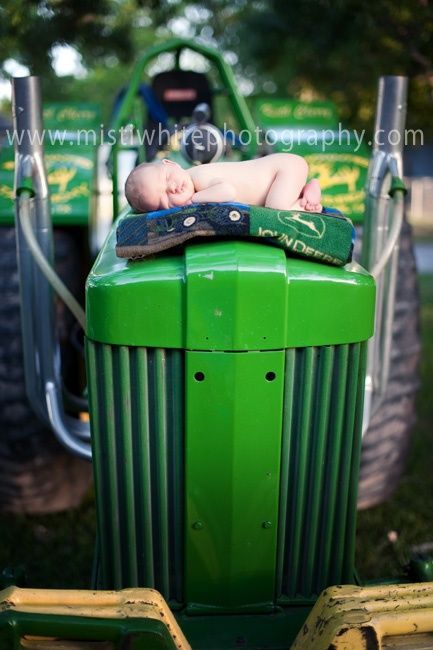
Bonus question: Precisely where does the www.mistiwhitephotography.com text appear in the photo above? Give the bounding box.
[6,122,424,153]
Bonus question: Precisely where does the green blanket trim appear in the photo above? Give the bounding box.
[250,206,354,266]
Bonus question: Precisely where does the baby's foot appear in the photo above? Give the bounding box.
[299,179,322,212]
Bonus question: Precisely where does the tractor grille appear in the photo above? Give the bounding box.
[86,341,184,602]
[86,340,365,604]
[277,343,366,600]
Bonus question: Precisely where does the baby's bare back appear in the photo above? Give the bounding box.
[188,154,295,205]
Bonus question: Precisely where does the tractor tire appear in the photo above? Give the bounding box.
[354,218,421,510]
[0,226,93,514]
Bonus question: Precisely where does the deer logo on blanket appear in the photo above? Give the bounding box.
[277,212,326,240]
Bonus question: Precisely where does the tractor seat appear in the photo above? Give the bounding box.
[151,69,214,123]
[144,69,214,161]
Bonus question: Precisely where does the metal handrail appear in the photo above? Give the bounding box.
[12,76,92,460]
[362,76,408,434]
[109,37,258,220]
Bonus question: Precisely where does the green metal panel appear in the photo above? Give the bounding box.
[42,102,101,130]
[86,229,375,349]
[86,226,185,349]
[178,606,312,649]
[185,242,288,351]
[0,143,96,225]
[277,342,367,601]
[0,101,99,225]
[86,341,184,599]
[184,350,284,613]
[253,98,339,129]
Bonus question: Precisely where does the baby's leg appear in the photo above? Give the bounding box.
[299,179,322,212]
[264,156,308,211]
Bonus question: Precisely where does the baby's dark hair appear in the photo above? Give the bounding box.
[125,162,158,212]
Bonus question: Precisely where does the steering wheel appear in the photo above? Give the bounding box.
[180,103,225,164]
[149,103,227,164]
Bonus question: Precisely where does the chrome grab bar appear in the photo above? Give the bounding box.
[12,76,92,460]
[362,76,408,435]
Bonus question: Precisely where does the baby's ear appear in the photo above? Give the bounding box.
[162,158,177,166]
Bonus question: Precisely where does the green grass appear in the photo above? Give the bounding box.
[0,488,96,589]
[0,275,432,590]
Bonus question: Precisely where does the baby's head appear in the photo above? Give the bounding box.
[125,159,194,212]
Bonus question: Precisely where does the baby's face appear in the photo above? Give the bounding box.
[144,160,194,211]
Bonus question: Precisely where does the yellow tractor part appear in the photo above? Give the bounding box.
[0,586,191,649]
[292,582,433,649]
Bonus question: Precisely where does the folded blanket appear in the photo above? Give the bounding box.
[116,202,355,266]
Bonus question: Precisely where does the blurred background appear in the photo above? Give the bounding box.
[0,0,432,589]
[1,0,433,227]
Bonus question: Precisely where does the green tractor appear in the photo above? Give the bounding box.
[0,38,428,649]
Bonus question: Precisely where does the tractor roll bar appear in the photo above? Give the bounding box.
[12,76,92,460]
[109,37,258,220]
[362,75,408,434]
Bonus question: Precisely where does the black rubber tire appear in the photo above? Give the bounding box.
[0,226,93,514]
[355,218,421,510]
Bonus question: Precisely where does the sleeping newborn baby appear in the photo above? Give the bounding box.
[125,153,322,214]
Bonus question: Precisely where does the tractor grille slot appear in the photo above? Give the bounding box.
[86,341,184,601]
[277,343,366,600]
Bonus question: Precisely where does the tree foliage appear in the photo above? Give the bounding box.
[192,0,433,135]
[38,27,159,123]
[0,0,182,119]
[0,0,178,75]
[1,0,433,136]
[0,0,138,74]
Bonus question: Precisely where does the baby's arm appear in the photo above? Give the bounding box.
[192,179,236,203]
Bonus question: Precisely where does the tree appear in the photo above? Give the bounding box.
[36,26,161,124]
[0,1,137,74]
[190,0,433,136]
[0,0,183,122]
[2,0,433,136]
[0,0,179,76]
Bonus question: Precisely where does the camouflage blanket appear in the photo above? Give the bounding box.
[115,202,355,266]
